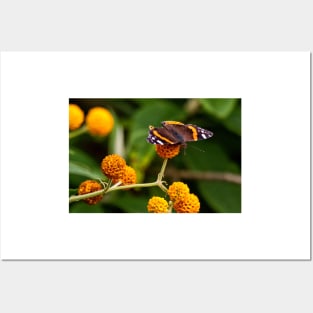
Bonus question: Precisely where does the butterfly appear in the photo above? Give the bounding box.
[146,121,213,146]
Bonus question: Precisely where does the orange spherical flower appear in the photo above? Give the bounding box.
[69,104,84,130]
[147,196,169,213]
[101,154,126,180]
[173,193,200,213]
[78,180,103,205]
[155,144,181,159]
[112,165,137,186]
[86,107,114,136]
[167,182,190,203]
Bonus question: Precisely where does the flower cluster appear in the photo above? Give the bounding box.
[86,107,114,136]
[78,180,103,205]
[113,165,137,186]
[147,196,169,213]
[147,181,200,213]
[69,104,84,130]
[76,154,137,206]
[168,182,200,213]
[155,144,181,159]
[167,181,190,202]
[69,104,114,137]
[101,154,137,186]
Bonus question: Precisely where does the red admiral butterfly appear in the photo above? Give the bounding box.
[146,121,213,145]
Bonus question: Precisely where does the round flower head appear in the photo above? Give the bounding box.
[101,154,127,180]
[155,144,181,159]
[78,180,103,205]
[173,193,200,213]
[147,196,169,213]
[86,107,114,136]
[112,165,137,186]
[69,104,84,130]
[167,182,190,203]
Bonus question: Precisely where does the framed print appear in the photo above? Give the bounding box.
[0,52,310,260]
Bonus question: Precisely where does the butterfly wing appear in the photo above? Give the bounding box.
[146,125,182,145]
[163,121,213,142]
[186,124,214,141]
[147,121,213,145]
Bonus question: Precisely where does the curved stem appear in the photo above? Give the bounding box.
[156,158,168,192]
[69,189,104,203]
[69,158,170,203]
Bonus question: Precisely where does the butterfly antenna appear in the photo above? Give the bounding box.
[181,143,205,155]
[189,145,206,153]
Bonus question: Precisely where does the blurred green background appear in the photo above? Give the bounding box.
[69,98,241,213]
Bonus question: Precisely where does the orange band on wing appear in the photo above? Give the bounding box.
[152,130,175,144]
[187,125,198,141]
[163,121,184,125]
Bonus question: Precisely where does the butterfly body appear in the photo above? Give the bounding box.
[146,121,213,145]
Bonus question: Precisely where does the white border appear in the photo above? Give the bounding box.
[0,52,310,259]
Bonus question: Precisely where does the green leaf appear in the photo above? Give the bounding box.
[222,103,241,135]
[131,98,176,108]
[69,188,78,197]
[198,181,241,213]
[184,141,239,172]
[199,98,237,119]
[70,201,104,213]
[110,193,149,213]
[183,141,241,213]
[69,147,104,179]
[69,160,103,179]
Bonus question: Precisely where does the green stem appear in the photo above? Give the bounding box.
[69,189,104,203]
[69,158,170,203]
[157,158,168,192]
[69,125,88,139]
